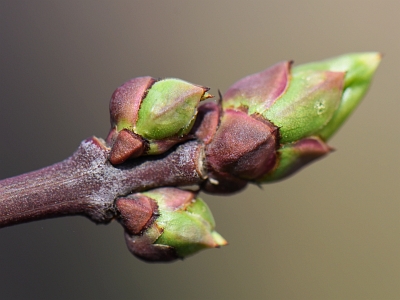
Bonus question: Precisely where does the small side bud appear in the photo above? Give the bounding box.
[116,188,226,262]
[108,77,213,163]
[135,78,212,140]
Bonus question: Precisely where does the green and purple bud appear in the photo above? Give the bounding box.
[222,61,291,113]
[107,77,212,164]
[116,187,226,262]
[292,52,382,140]
[262,69,344,143]
[203,53,381,191]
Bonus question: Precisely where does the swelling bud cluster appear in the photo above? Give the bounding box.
[203,53,381,191]
[109,53,380,262]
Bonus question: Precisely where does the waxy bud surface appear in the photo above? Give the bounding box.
[263,70,345,143]
[108,77,212,163]
[117,188,226,262]
[204,53,381,187]
[135,78,212,140]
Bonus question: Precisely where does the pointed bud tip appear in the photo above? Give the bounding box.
[351,52,382,77]
[211,231,228,247]
[314,52,382,140]
[358,52,382,65]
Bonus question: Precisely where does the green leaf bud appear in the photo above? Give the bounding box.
[118,188,226,262]
[205,53,380,186]
[108,77,212,163]
[135,78,212,140]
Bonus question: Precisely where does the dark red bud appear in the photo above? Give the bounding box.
[206,109,279,180]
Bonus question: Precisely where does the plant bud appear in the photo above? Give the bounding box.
[108,77,212,164]
[204,53,381,188]
[136,78,212,140]
[206,109,278,180]
[116,188,226,262]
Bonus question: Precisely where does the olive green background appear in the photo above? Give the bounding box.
[0,1,398,299]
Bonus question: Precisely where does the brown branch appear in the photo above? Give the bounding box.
[0,137,205,228]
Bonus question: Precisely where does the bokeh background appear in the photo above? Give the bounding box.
[0,1,398,299]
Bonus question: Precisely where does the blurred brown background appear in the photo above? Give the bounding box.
[0,1,398,299]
